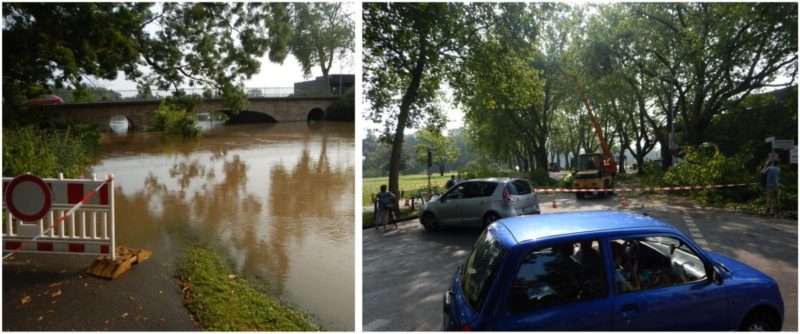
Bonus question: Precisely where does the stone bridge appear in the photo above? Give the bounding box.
[41,96,339,131]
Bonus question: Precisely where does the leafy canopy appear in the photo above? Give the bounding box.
[289,3,354,80]
[3,3,295,113]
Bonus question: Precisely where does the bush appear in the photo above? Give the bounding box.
[529,168,556,187]
[460,161,512,179]
[663,144,759,206]
[3,125,100,178]
[635,161,667,187]
[151,101,200,138]
[326,87,354,121]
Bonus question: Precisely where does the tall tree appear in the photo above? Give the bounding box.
[363,3,469,197]
[289,3,354,95]
[598,3,797,167]
[451,3,546,174]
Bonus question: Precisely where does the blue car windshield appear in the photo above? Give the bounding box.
[462,228,506,311]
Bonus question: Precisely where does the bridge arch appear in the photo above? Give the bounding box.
[307,108,325,122]
[108,114,135,132]
[222,110,277,124]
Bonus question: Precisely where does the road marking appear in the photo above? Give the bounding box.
[364,318,391,331]
[683,215,710,250]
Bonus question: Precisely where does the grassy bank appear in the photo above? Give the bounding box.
[177,244,319,331]
[362,174,451,205]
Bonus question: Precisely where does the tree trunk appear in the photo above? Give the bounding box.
[660,136,673,170]
[636,154,646,176]
[534,146,548,172]
[389,53,427,199]
[320,63,332,96]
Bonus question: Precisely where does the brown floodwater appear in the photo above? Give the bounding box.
[89,122,354,330]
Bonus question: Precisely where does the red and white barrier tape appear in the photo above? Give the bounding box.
[535,183,756,193]
[2,175,115,261]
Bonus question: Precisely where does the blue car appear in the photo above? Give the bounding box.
[443,211,783,331]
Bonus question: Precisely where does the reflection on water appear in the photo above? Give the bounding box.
[89,122,354,330]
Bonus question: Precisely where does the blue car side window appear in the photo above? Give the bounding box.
[610,236,707,294]
[506,239,608,314]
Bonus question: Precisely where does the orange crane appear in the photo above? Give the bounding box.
[573,97,617,199]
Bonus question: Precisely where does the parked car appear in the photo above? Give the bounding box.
[420,178,540,231]
[443,211,783,331]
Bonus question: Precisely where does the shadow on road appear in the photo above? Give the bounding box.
[363,222,481,331]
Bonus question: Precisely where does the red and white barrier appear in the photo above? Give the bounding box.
[2,174,115,260]
[535,183,755,193]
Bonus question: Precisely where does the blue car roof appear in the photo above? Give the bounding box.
[496,210,677,244]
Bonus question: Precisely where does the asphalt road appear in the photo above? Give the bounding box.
[3,252,196,331]
[362,193,798,331]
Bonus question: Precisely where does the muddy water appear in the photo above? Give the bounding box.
[89,122,354,330]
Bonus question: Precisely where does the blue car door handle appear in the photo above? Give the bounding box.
[621,303,638,313]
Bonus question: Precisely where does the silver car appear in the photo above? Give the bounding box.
[420,178,540,231]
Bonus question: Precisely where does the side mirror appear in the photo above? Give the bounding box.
[710,266,724,285]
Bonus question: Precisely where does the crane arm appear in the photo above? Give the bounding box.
[581,97,617,174]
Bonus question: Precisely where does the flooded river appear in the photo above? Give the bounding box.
[89,122,354,330]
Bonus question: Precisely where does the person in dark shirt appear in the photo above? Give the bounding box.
[445,175,456,189]
[375,184,396,231]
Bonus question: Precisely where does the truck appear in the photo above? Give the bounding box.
[573,97,617,199]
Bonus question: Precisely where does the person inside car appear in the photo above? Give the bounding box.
[611,242,640,292]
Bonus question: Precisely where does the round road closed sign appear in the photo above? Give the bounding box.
[5,174,52,222]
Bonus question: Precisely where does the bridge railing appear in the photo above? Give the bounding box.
[59,87,342,104]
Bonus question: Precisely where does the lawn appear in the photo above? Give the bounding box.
[362,173,453,205]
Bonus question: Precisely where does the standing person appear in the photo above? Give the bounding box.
[445,175,456,189]
[761,160,781,215]
[375,184,396,231]
[563,168,575,188]
[456,173,464,184]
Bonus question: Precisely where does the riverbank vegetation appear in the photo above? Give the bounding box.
[2,113,100,178]
[177,243,319,331]
[326,87,355,121]
[151,99,201,138]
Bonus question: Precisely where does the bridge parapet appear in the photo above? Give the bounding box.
[42,96,339,131]
[57,87,339,104]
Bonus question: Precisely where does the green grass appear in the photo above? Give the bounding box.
[362,174,452,205]
[177,244,319,331]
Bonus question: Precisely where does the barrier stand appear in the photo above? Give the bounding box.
[2,173,151,280]
[86,245,152,279]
